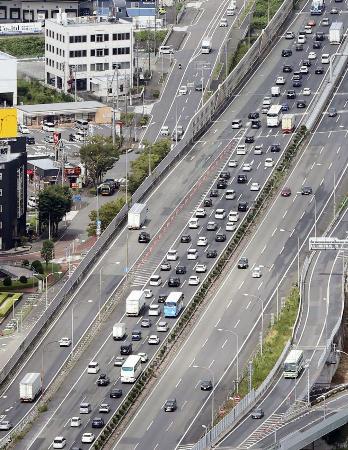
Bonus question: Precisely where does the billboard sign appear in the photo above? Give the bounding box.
[0,108,17,138]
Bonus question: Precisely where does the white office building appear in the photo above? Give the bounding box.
[0,51,17,106]
[45,12,133,98]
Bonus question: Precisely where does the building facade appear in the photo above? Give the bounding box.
[45,13,133,98]
[0,137,27,250]
[0,51,17,106]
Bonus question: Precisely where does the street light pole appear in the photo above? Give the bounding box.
[243,294,264,355]
[71,299,93,355]
[41,340,58,392]
[217,328,239,392]
[45,271,62,310]
[193,365,215,429]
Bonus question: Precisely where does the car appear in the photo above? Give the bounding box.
[297,100,307,108]
[215,209,226,219]
[301,186,313,195]
[18,124,30,134]
[157,293,168,303]
[201,380,213,390]
[70,417,81,427]
[303,88,311,96]
[304,25,312,33]
[203,198,213,207]
[138,231,151,243]
[44,134,54,143]
[226,222,236,231]
[207,249,218,258]
[253,145,263,156]
[189,275,200,285]
[157,321,169,332]
[270,144,281,152]
[114,356,125,366]
[168,277,181,287]
[99,404,111,414]
[237,174,248,183]
[248,112,259,119]
[293,80,301,88]
[299,66,309,74]
[97,374,110,386]
[217,178,228,189]
[225,189,236,199]
[238,201,248,212]
[26,135,35,145]
[245,135,254,143]
[242,163,252,172]
[215,233,226,242]
[330,7,339,13]
[287,90,296,99]
[131,329,142,341]
[149,304,160,316]
[313,41,321,49]
[283,65,292,73]
[110,388,123,398]
[219,17,228,26]
[252,266,262,278]
[281,187,292,197]
[81,432,95,443]
[144,289,153,299]
[308,51,317,60]
[236,144,247,155]
[276,76,285,85]
[232,119,242,129]
[92,417,105,428]
[179,85,188,95]
[181,234,191,243]
[196,264,207,273]
[295,43,303,51]
[138,352,149,362]
[285,31,295,39]
[210,189,219,197]
[321,17,330,26]
[194,80,203,91]
[0,420,12,431]
[328,107,337,117]
[189,218,199,229]
[229,211,239,222]
[238,257,249,269]
[149,275,162,286]
[187,248,198,260]
[167,249,178,261]
[148,334,160,345]
[196,208,206,218]
[176,265,187,274]
[307,19,316,26]
[53,437,67,449]
[59,337,71,347]
[264,158,274,168]
[302,60,311,67]
[87,361,100,374]
[160,125,170,136]
[315,67,324,74]
[140,317,152,328]
[206,221,218,231]
[164,399,177,412]
[250,182,260,191]
[281,103,289,112]
[251,120,261,129]
[197,236,208,246]
[228,159,238,167]
[220,171,231,180]
[281,49,292,57]
[161,262,171,271]
[251,408,264,419]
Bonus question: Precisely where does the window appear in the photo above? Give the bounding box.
[113,33,130,41]
[113,47,130,55]
[96,34,103,42]
[91,34,95,42]
[69,50,87,58]
[69,35,87,43]
[104,34,109,41]
[96,49,103,57]
[96,63,103,71]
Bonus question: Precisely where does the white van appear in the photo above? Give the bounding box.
[148,304,160,316]
[80,402,91,414]
[167,249,178,261]
[87,361,100,374]
[75,119,88,130]
[42,121,55,132]
[159,46,174,55]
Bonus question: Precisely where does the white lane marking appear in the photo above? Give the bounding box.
[222,339,228,349]
[246,301,251,310]
[234,319,240,328]
[201,337,208,348]
[175,379,182,388]
[238,281,244,290]
[209,359,215,368]
[146,420,153,431]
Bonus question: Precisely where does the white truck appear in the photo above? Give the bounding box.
[329,22,343,44]
[128,203,148,229]
[19,373,42,402]
[126,290,146,316]
[282,114,295,133]
[271,86,280,97]
[113,322,126,340]
[201,37,212,54]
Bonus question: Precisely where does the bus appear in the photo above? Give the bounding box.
[283,349,304,378]
[120,355,142,383]
[266,105,283,127]
[164,292,184,318]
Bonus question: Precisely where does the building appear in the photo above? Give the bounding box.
[45,12,133,98]
[0,137,27,250]
[0,51,17,106]
[0,1,92,22]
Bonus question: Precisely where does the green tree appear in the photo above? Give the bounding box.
[41,240,55,267]
[87,197,127,236]
[38,185,72,237]
[80,135,121,186]
[31,260,44,274]
[3,276,12,287]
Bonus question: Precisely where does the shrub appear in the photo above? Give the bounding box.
[3,276,12,287]
[19,276,28,284]
[22,259,30,267]
[31,260,44,274]
[152,89,160,98]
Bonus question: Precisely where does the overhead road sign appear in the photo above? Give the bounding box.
[309,237,348,251]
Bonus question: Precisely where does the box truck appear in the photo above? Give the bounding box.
[113,322,126,340]
[126,290,146,316]
[201,37,212,54]
[271,86,281,97]
[19,373,42,402]
[128,203,148,229]
[282,114,295,133]
[310,0,324,15]
[329,22,343,44]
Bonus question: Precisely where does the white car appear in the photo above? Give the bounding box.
[160,125,170,136]
[226,221,236,231]
[0,421,12,430]
[87,361,100,374]
[138,352,149,362]
[81,433,95,444]
[189,218,199,229]
[304,25,312,34]
[242,163,252,172]
[253,145,263,155]
[252,266,262,278]
[18,124,30,134]
[264,158,274,168]
[167,249,178,260]
[196,264,207,273]
[225,189,236,200]
[59,337,71,347]
[276,76,285,85]
[321,53,330,64]
[148,304,160,316]
[228,159,238,167]
[236,144,246,155]
[228,211,239,222]
[157,321,169,332]
[299,66,309,74]
[250,182,260,191]
[303,88,311,96]
[197,236,208,246]
[219,17,228,26]
[144,289,153,298]
[308,51,316,59]
[189,275,200,286]
[53,437,66,449]
[148,334,160,345]
[297,35,306,44]
[114,356,125,366]
[285,31,295,39]
[215,209,226,219]
[99,403,111,413]
[179,85,188,95]
[70,417,81,427]
[195,208,206,218]
[149,275,162,286]
[187,248,198,260]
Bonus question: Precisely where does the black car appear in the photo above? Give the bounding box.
[292,80,301,88]
[248,112,259,119]
[315,67,324,74]
[217,178,227,189]
[138,232,151,243]
[181,234,191,243]
[158,293,168,303]
[92,417,105,428]
[295,43,303,51]
[176,265,187,275]
[215,234,226,242]
[238,201,249,212]
[220,171,231,179]
[315,31,325,41]
[195,81,203,91]
[238,257,249,269]
[207,249,218,258]
[203,198,213,207]
[131,330,142,341]
[297,100,307,108]
[201,380,213,391]
[328,107,337,117]
[97,374,110,386]
[313,41,322,49]
[251,120,261,129]
[270,144,281,152]
[164,399,177,412]
[287,90,296,99]
[283,65,293,73]
[293,71,302,79]
[210,189,219,197]
[281,103,289,112]
[281,49,292,57]
[237,174,248,183]
[110,388,123,399]
[301,186,313,195]
[26,136,35,145]
[245,135,255,143]
[251,408,264,419]
[120,342,132,355]
[168,277,180,287]
[303,59,311,67]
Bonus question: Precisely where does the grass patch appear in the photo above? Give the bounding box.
[212,63,223,80]
[0,293,23,317]
[0,35,44,57]
[18,79,73,105]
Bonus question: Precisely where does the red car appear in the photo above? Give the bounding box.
[307,19,316,27]
[281,187,292,197]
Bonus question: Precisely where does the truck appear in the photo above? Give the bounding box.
[201,37,212,54]
[329,22,343,44]
[282,114,295,133]
[128,203,148,230]
[19,373,42,402]
[271,86,280,97]
[113,322,126,340]
[126,290,146,316]
[266,104,283,127]
[227,0,236,15]
[310,0,324,15]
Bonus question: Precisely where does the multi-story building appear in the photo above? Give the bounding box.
[0,51,17,106]
[45,12,133,98]
[0,137,27,250]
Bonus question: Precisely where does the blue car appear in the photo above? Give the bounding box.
[281,103,289,112]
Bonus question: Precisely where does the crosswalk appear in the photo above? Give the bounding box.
[130,255,164,287]
[238,413,284,448]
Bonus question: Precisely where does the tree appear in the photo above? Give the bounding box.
[19,276,28,284]
[38,185,72,237]
[41,240,55,267]
[31,260,44,274]
[80,135,121,186]
[87,197,127,236]
[3,276,12,287]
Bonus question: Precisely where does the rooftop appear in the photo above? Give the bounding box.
[27,158,59,171]
[17,101,106,116]
[47,15,131,27]
[0,51,15,61]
